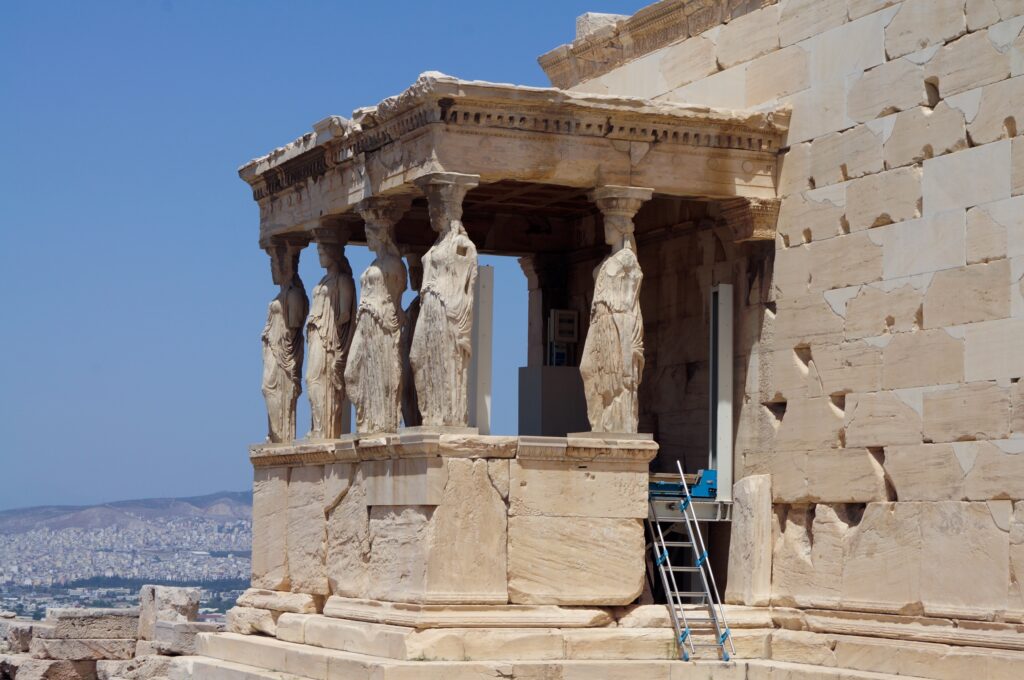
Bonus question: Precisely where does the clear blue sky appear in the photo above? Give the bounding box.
[0,1,641,510]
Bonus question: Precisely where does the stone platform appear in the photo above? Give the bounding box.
[168,601,1024,680]
[249,434,658,608]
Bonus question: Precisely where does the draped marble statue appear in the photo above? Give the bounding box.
[579,186,653,433]
[344,197,410,433]
[400,253,424,428]
[261,241,309,442]
[305,231,356,439]
[410,173,480,427]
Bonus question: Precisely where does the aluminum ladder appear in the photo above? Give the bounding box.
[647,460,735,662]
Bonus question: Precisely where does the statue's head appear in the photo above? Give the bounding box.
[317,241,343,269]
[270,243,300,285]
[602,214,635,250]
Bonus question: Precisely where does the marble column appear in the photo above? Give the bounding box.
[409,172,480,428]
[305,225,357,440]
[344,196,411,434]
[261,236,309,443]
[579,186,654,434]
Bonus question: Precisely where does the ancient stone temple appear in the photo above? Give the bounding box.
[179,2,1024,678]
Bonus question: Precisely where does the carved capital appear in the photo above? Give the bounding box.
[719,197,780,243]
[589,185,654,247]
[312,221,351,245]
[356,195,413,230]
[414,172,480,232]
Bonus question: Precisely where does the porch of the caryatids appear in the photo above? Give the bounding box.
[305,224,357,440]
[261,236,309,443]
[578,185,654,434]
[409,172,480,428]
[344,195,411,434]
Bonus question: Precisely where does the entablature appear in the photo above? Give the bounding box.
[238,72,788,246]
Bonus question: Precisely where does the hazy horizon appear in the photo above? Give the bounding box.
[0,0,642,511]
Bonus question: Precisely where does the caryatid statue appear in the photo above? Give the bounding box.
[305,227,356,440]
[261,239,309,443]
[410,173,480,427]
[578,186,654,433]
[344,197,410,433]
[400,252,425,428]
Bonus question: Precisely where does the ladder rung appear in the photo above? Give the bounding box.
[671,591,707,598]
[669,566,700,572]
[691,643,725,648]
[662,541,692,547]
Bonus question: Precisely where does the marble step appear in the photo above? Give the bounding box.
[192,632,943,680]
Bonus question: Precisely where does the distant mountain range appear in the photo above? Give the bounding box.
[0,491,253,534]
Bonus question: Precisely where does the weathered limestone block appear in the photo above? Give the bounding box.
[923,382,1011,442]
[882,329,964,389]
[235,589,317,614]
[771,294,844,346]
[96,656,175,680]
[1014,380,1024,435]
[847,58,927,123]
[659,32,718,91]
[771,397,845,451]
[745,45,810,106]
[408,627,565,661]
[286,465,327,596]
[844,392,922,447]
[773,232,883,297]
[848,0,901,21]
[884,103,968,169]
[776,188,845,245]
[251,466,289,591]
[225,607,279,637]
[883,444,965,500]
[962,440,1024,500]
[920,501,1009,617]
[808,125,883,189]
[842,503,923,613]
[423,459,508,604]
[813,341,884,397]
[884,0,966,59]
[923,259,1011,327]
[509,460,647,519]
[966,196,1024,263]
[874,210,967,280]
[725,475,772,606]
[745,449,887,503]
[3,659,97,680]
[954,76,1024,147]
[30,639,136,662]
[152,620,222,656]
[778,0,846,46]
[964,318,1024,381]
[1010,501,1024,619]
[507,516,644,605]
[925,29,1012,99]
[325,465,369,598]
[845,166,922,231]
[768,629,837,667]
[923,140,1012,216]
[772,504,849,608]
[42,610,138,640]
[137,586,198,642]
[4,620,43,653]
[362,458,447,506]
[777,142,812,196]
[843,284,922,340]
[1014,136,1024,195]
[716,4,779,69]
[366,506,433,603]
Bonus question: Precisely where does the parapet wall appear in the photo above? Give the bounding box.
[248,434,657,608]
[554,0,1024,621]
